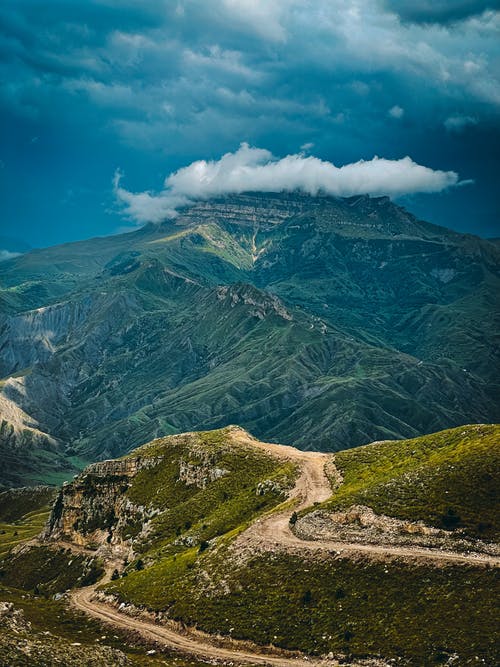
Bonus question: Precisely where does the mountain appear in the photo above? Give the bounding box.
[1,425,498,665]
[0,192,499,485]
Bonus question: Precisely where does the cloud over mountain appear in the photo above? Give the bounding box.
[115,143,463,224]
[1,1,498,242]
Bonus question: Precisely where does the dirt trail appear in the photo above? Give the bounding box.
[72,585,342,667]
[70,429,499,665]
[233,429,499,567]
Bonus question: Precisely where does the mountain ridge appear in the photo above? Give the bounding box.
[0,192,499,486]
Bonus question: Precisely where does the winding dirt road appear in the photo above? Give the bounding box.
[70,430,499,665]
[72,584,335,666]
[234,430,498,567]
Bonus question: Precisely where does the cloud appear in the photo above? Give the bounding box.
[388,105,404,118]
[0,249,21,261]
[115,143,464,224]
[112,170,189,223]
[384,1,496,25]
[220,0,288,42]
[1,1,499,241]
[444,114,478,132]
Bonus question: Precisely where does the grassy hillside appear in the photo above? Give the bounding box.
[320,424,500,540]
[0,546,104,595]
[0,486,56,523]
[106,550,499,665]
[0,428,296,592]
[0,487,56,558]
[96,425,499,665]
[2,425,498,665]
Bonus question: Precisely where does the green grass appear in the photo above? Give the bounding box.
[0,545,104,595]
[0,510,50,558]
[318,424,500,540]
[122,428,297,555]
[0,486,57,558]
[0,486,56,522]
[106,550,499,666]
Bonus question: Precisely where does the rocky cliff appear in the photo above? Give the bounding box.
[43,456,162,560]
[39,428,294,564]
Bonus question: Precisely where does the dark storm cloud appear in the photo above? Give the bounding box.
[384,1,500,25]
[0,1,499,243]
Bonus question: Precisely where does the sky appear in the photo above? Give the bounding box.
[1,0,499,249]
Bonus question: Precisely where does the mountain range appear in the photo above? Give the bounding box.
[0,192,499,486]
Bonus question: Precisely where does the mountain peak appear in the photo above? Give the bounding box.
[0,192,498,486]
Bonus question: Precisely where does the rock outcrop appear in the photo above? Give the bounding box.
[43,456,162,560]
[294,505,500,556]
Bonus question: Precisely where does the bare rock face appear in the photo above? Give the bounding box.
[294,505,500,556]
[178,446,228,488]
[175,193,316,229]
[42,456,162,559]
[0,298,94,377]
[296,505,446,539]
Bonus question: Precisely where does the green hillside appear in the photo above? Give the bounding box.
[95,425,498,665]
[319,423,500,540]
[1,193,499,485]
[0,486,57,558]
[1,425,498,665]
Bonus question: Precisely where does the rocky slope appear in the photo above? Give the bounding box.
[0,601,131,666]
[1,192,499,485]
[40,427,296,563]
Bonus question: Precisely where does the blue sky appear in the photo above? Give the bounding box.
[1,0,499,248]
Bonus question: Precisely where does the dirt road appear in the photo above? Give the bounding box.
[234,429,498,567]
[70,429,499,665]
[72,583,343,666]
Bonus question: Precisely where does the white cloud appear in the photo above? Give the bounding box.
[444,114,478,132]
[113,170,189,223]
[115,143,465,224]
[221,0,288,42]
[0,250,21,261]
[388,105,404,118]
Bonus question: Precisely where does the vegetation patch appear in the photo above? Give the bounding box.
[0,486,56,523]
[0,546,103,595]
[106,550,499,666]
[319,424,500,540]
[0,511,50,559]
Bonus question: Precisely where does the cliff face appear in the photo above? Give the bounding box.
[43,457,161,558]
[39,428,294,565]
